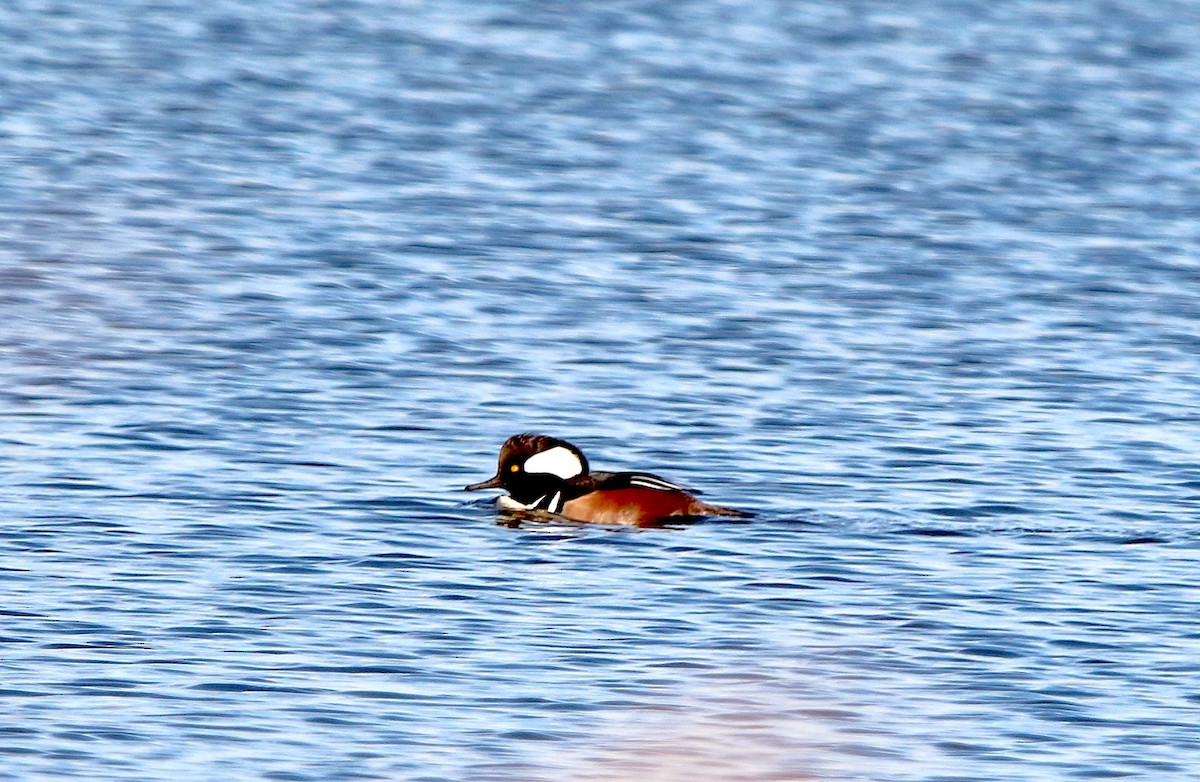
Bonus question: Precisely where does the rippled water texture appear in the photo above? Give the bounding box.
[3,0,1200,780]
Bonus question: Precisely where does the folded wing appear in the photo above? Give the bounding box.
[584,471,701,494]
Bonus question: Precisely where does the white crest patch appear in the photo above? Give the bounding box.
[523,446,584,479]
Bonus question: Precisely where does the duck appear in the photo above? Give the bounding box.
[464,433,750,526]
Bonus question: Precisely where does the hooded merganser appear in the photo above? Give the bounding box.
[464,434,751,526]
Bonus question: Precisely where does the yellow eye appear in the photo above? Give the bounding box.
[509,464,520,472]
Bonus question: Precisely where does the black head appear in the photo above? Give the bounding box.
[464,434,589,505]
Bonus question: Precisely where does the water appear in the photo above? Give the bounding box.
[3,0,1200,779]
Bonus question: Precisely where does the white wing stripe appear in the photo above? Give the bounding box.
[629,475,689,492]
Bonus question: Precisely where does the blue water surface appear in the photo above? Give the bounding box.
[3,1,1200,780]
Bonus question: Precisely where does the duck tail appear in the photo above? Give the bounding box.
[694,500,754,518]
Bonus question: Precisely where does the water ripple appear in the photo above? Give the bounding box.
[4,0,1200,779]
